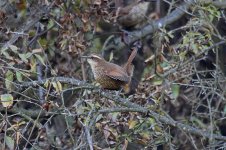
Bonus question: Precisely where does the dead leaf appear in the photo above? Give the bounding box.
[94,0,101,5]
[156,64,164,74]
[122,139,128,150]
[128,120,137,129]
[1,94,14,107]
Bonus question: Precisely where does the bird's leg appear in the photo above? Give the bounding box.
[115,88,123,96]
[98,87,105,97]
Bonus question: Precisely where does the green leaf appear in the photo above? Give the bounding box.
[47,19,55,29]
[5,70,14,91]
[171,84,180,98]
[128,120,137,129]
[44,80,50,88]
[28,30,36,36]
[25,52,33,58]
[152,78,163,86]
[18,54,28,63]
[16,72,23,82]
[167,31,174,39]
[38,38,48,48]
[18,52,33,63]
[52,81,62,94]
[1,94,14,107]
[34,54,45,66]
[2,51,13,60]
[139,131,151,140]
[179,51,187,61]
[95,114,103,122]
[5,136,15,150]
[9,45,18,53]
[111,112,119,122]
[148,117,155,124]
[0,47,7,53]
[164,36,169,43]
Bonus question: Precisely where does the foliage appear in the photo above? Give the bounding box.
[0,0,226,149]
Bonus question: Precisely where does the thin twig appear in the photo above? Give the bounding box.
[98,107,147,113]
[2,6,50,50]
[13,75,226,141]
[20,77,87,88]
[100,91,226,141]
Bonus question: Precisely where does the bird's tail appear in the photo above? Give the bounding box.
[124,47,138,75]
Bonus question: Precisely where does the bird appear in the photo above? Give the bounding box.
[84,48,137,93]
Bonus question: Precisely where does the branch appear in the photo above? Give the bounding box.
[99,107,147,113]
[100,92,226,141]
[104,0,226,51]
[163,40,226,77]
[15,76,226,141]
[19,77,87,88]
[2,5,50,50]
[104,0,194,51]
[0,106,43,128]
[0,105,46,118]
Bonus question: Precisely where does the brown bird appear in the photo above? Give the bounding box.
[116,0,155,30]
[84,48,137,93]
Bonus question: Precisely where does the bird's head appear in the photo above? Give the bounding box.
[82,54,105,68]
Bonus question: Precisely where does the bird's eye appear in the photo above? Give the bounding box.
[91,56,94,59]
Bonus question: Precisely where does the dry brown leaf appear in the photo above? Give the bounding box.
[94,0,101,5]
[122,139,128,150]
[156,64,164,74]
[103,125,111,141]
[128,120,137,129]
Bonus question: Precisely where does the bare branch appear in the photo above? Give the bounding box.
[20,77,87,88]
[99,107,147,113]
[104,0,226,52]
[100,91,226,141]
[104,0,194,51]
[2,6,50,50]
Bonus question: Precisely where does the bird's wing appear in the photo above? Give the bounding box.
[104,64,129,82]
[117,6,131,16]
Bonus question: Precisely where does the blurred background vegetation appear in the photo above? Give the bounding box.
[0,0,226,149]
